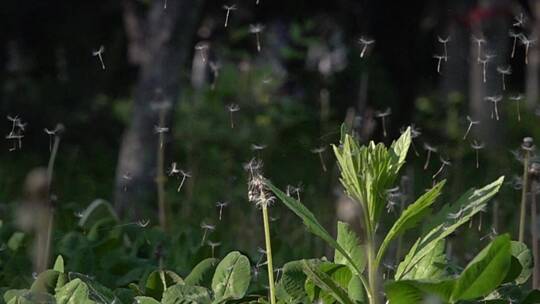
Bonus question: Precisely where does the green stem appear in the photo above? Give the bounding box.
[262,205,276,304]
[519,150,529,242]
[366,230,380,304]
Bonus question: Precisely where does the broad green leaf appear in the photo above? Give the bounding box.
[145,270,184,300]
[347,275,365,303]
[396,176,504,280]
[510,241,533,285]
[3,290,28,303]
[451,234,511,302]
[335,221,365,273]
[30,270,67,294]
[55,279,96,304]
[184,258,219,287]
[68,272,119,304]
[211,251,250,302]
[376,180,445,266]
[162,284,212,304]
[53,255,65,273]
[302,261,354,304]
[6,290,56,304]
[266,181,364,278]
[134,296,160,304]
[401,239,446,281]
[276,260,309,304]
[385,279,455,304]
[390,126,411,168]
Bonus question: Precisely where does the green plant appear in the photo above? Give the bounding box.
[266,125,538,303]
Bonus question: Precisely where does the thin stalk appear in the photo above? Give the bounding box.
[262,205,277,304]
[531,185,538,288]
[157,111,167,231]
[366,231,380,304]
[519,150,530,242]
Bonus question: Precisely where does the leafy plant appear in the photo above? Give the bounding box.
[266,125,537,303]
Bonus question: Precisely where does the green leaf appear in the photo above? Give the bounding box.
[335,222,365,273]
[53,255,65,273]
[211,251,251,302]
[385,279,455,304]
[376,180,445,266]
[400,239,446,281]
[30,270,67,294]
[396,176,504,280]
[521,289,540,304]
[7,232,25,251]
[451,234,512,302]
[276,260,309,304]
[302,261,354,304]
[266,181,364,278]
[145,270,184,300]
[6,290,56,304]
[390,126,411,168]
[162,285,212,304]
[55,279,96,304]
[134,296,161,304]
[347,275,365,303]
[510,241,533,285]
[68,272,119,304]
[185,258,219,287]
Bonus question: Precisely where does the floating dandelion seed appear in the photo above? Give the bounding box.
[432,156,451,179]
[385,187,401,213]
[44,125,62,152]
[249,24,265,52]
[207,241,221,258]
[163,0,167,9]
[520,34,536,65]
[478,54,495,83]
[480,227,498,241]
[485,95,503,121]
[472,35,486,61]
[514,13,525,27]
[375,107,391,137]
[509,30,521,58]
[471,140,485,169]
[168,162,180,176]
[6,115,25,151]
[154,125,169,149]
[194,42,209,63]
[216,201,229,220]
[286,184,303,202]
[437,36,450,60]
[423,143,438,170]
[227,103,240,128]
[136,219,150,228]
[433,54,447,74]
[209,61,221,90]
[222,4,237,28]
[311,147,327,172]
[200,222,216,246]
[358,37,375,58]
[510,94,524,122]
[496,65,511,91]
[74,211,84,218]
[463,115,480,140]
[92,45,106,70]
[177,170,191,192]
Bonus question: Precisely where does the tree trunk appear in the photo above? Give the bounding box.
[526,0,540,108]
[115,0,204,218]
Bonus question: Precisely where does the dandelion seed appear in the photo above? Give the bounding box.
[480,227,498,241]
[274,267,284,281]
[168,162,180,176]
[385,187,401,213]
[513,13,525,27]
[432,156,451,179]
[6,115,25,151]
[471,140,485,169]
[375,108,391,137]
[44,126,62,152]
[223,4,237,28]
[520,34,536,65]
[249,24,265,52]
[252,266,260,281]
[216,201,229,220]
[522,136,535,152]
[227,103,240,128]
[207,241,221,258]
[136,219,150,228]
[194,42,209,63]
[472,35,486,61]
[200,222,216,246]
[478,54,495,83]
[209,61,221,90]
[74,211,84,218]
[177,170,191,192]
[154,125,169,149]
[438,36,450,60]
[463,115,480,140]
[358,37,375,58]
[509,30,521,58]
[433,54,447,74]
[423,143,438,170]
[163,0,167,9]
[496,65,511,91]
[485,95,503,121]
[311,146,327,172]
[92,45,106,70]
[246,158,275,208]
[510,94,524,122]
[286,184,303,202]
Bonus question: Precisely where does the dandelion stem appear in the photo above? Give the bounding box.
[475,150,479,169]
[519,149,530,242]
[318,152,327,172]
[424,150,431,170]
[262,205,276,304]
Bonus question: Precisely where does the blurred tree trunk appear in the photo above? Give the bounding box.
[526,0,540,108]
[115,0,204,218]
